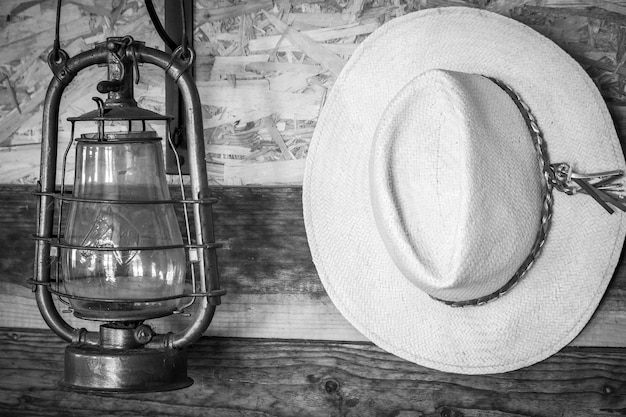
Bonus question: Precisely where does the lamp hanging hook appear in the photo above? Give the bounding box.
[52,0,64,61]
[165,45,195,81]
[47,0,75,85]
[49,0,71,70]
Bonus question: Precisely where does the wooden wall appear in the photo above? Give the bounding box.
[2,183,626,344]
[1,0,626,416]
[1,0,626,185]
[2,184,626,415]
[3,329,626,416]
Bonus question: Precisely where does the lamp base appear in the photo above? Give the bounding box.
[59,344,193,392]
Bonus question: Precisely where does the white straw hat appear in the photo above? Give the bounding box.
[303,7,626,374]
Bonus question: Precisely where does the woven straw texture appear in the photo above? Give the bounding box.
[303,7,626,374]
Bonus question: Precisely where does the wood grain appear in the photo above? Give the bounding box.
[262,11,347,76]
[0,185,625,347]
[0,328,625,416]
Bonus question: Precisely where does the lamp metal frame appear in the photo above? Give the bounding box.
[31,36,223,391]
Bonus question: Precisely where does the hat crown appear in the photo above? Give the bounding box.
[369,69,545,302]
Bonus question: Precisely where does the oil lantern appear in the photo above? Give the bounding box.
[31,36,224,391]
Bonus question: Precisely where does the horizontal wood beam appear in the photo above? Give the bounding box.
[0,328,625,416]
[0,185,625,347]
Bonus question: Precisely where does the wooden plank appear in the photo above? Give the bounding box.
[0,328,625,416]
[263,12,347,76]
[196,81,323,125]
[0,0,39,17]
[245,61,323,75]
[198,0,274,22]
[0,185,625,347]
[210,55,271,78]
[0,88,46,146]
[66,0,113,17]
[224,159,306,185]
[0,289,366,342]
[0,17,92,66]
[249,17,379,53]
[575,54,626,78]
[609,103,626,139]
[293,41,357,58]
[0,3,78,47]
[288,12,349,27]
[541,0,626,15]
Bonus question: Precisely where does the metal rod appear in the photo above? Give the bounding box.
[37,47,108,343]
[31,281,219,304]
[166,120,198,297]
[137,45,220,348]
[36,241,221,251]
[33,192,218,205]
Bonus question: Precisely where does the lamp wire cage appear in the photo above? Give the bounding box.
[34,113,222,318]
[31,34,225,392]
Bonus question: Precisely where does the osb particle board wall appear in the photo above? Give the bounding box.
[0,0,625,187]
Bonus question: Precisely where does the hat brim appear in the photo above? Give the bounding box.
[303,7,626,374]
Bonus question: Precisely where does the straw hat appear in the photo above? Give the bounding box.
[303,7,626,374]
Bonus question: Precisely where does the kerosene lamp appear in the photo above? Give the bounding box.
[31,35,224,391]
